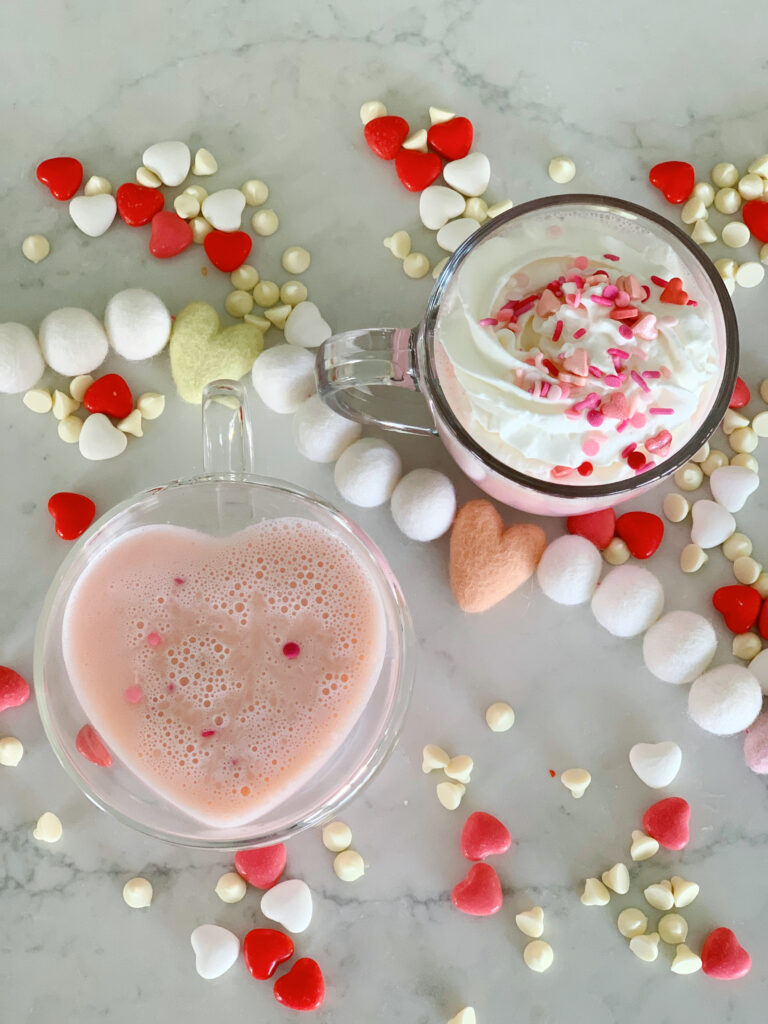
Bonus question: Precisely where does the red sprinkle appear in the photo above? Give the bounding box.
[549,769,556,778]
[591,295,613,306]
[173,577,185,585]
[573,328,587,339]
[542,358,559,377]
[621,443,638,458]
[650,275,669,287]
[201,729,216,738]
[552,319,564,342]
[627,451,646,470]
[577,461,594,476]
[603,253,620,261]
[283,642,301,659]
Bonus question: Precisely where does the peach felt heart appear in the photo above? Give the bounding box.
[449,500,546,613]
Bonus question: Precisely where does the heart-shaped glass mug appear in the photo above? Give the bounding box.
[34,381,413,849]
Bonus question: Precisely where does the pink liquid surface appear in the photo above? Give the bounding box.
[62,518,386,827]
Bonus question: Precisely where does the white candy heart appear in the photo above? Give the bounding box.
[436,217,481,253]
[78,413,128,461]
[709,464,759,513]
[443,153,491,197]
[284,301,332,349]
[201,189,246,232]
[629,741,682,789]
[419,185,466,230]
[260,878,313,933]
[690,499,736,548]
[69,195,117,238]
[190,924,239,980]
[142,140,191,186]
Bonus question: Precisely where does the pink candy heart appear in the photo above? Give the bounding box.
[460,811,512,861]
[633,314,658,341]
[562,348,589,377]
[235,845,287,889]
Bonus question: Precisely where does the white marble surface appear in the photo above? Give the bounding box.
[2,1,768,1021]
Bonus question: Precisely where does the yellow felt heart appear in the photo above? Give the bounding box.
[169,301,263,404]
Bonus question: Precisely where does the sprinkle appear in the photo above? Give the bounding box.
[609,307,639,320]
[577,461,594,476]
[586,409,605,427]
[686,299,698,306]
[627,451,646,470]
[573,328,587,339]
[602,284,619,300]
[604,374,622,387]
[283,641,301,659]
[641,286,651,301]
[167,683,175,692]
[496,308,515,322]
[125,686,143,704]
[514,297,537,316]
[582,439,600,456]
[549,768,557,777]
[501,300,517,311]
[540,381,551,397]
[552,320,564,342]
[566,274,585,287]
[550,465,574,479]
[572,392,601,412]
[650,275,669,287]
[643,370,661,379]
[649,406,674,415]
[603,253,620,261]
[616,419,630,433]
[621,443,637,458]
[607,348,630,360]
[479,317,499,326]
[659,365,672,379]
[590,295,613,306]
[542,358,559,377]
[573,257,589,270]
[565,289,583,307]
[630,412,647,429]
[548,383,563,401]
[173,577,185,585]
[588,365,604,378]
[631,370,651,393]
[201,729,216,737]
[558,384,571,400]
[147,632,162,648]
[637,460,654,473]
[618,325,634,341]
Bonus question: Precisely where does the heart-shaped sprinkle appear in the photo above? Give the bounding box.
[363,115,409,160]
[149,211,193,259]
[394,149,443,192]
[190,924,240,980]
[284,301,332,349]
[701,927,751,980]
[601,392,630,420]
[201,189,246,232]
[451,862,503,916]
[709,465,759,513]
[142,140,191,186]
[648,161,694,204]
[742,199,768,244]
[75,724,112,767]
[449,500,546,613]
[69,194,117,238]
[170,301,263,404]
[78,413,128,461]
[427,116,474,160]
[47,491,96,540]
[712,585,761,633]
[615,511,664,559]
[418,184,466,230]
[567,508,616,550]
[562,348,589,376]
[260,879,313,933]
[36,157,83,200]
[644,430,672,458]
[0,666,31,712]
[243,928,294,980]
[730,376,751,408]
[83,373,134,420]
[642,796,690,850]
[273,958,325,1011]
[460,811,512,861]
[203,229,252,272]
[443,152,491,197]
[234,844,287,889]
[659,277,689,305]
[633,314,658,340]
[629,741,682,789]
[690,499,736,548]
[116,183,164,226]
[536,289,562,318]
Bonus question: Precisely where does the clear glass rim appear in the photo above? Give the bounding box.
[33,472,415,850]
[421,193,739,499]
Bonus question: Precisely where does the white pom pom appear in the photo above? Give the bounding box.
[251,344,316,413]
[105,289,172,360]
[39,307,108,375]
[284,302,332,349]
[688,664,762,735]
[590,565,664,638]
[642,611,718,684]
[0,322,45,393]
[293,394,361,462]
[536,535,602,605]
[390,469,456,541]
[334,438,402,507]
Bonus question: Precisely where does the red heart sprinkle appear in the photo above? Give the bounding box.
[243,928,294,981]
[83,373,133,420]
[460,811,512,861]
[642,796,690,850]
[615,511,664,559]
[659,277,688,305]
[395,149,443,192]
[451,862,503,916]
[234,844,287,889]
[47,492,96,541]
[363,115,409,160]
[701,927,752,980]
[204,229,252,272]
[0,667,31,712]
[712,585,761,634]
[730,376,750,409]
[742,199,768,244]
[427,116,474,160]
[116,183,164,226]
[648,160,694,204]
[566,508,616,551]
[36,156,83,200]
[757,598,768,641]
[149,211,193,259]
[273,958,325,1011]
[76,724,113,767]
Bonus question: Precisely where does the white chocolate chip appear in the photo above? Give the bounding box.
[617,907,648,938]
[190,216,213,244]
[241,179,269,207]
[671,875,699,908]
[322,820,352,852]
[403,253,430,279]
[581,877,610,906]
[752,410,768,437]
[0,736,24,767]
[711,162,739,188]
[630,829,659,862]
[755,573,768,599]
[729,427,758,454]
[215,871,246,903]
[23,388,52,413]
[192,148,218,176]
[429,106,455,125]
[485,702,515,732]
[463,197,488,223]
[264,304,292,330]
[663,493,689,523]
[436,780,465,810]
[136,166,162,188]
[714,257,738,280]
[523,940,554,973]
[644,879,674,911]
[281,246,311,275]
[225,290,255,318]
[52,389,79,420]
[422,744,450,772]
[601,863,630,895]
[738,173,764,200]
[722,221,750,248]
[251,209,279,236]
[57,415,83,444]
[691,442,710,463]
[253,280,280,307]
[384,230,412,259]
[447,1009,476,1024]
[561,768,591,798]
[184,184,208,203]
[33,811,62,843]
[603,536,630,565]
[231,264,259,291]
[630,932,660,962]
[360,100,387,124]
[280,281,308,306]
[515,906,544,938]
[723,533,752,560]
[761,244,768,265]
[691,181,715,206]
[117,409,143,438]
[122,876,153,908]
[487,200,514,218]
[432,257,449,279]
[691,219,717,245]
[244,313,271,332]
[21,234,50,263]
[69,374,94,402]
[84,175,112,196]
[731,452,759,472]
[671,943,702,974]
[402,129,428,152]
[680,543,708,573]
[714,187,741,215]
[734,557,761,586]
[722,409,749,434]
[681,196,707,224]
[548,156,576,184]
[733,632,761,660]
[136,392,165,420]
[445,755,473,784]
[673,463,703,490]
[333,849,365,882]
[701,450,728,475]
[735,262,765,288]
[658,913,688,945]
[748,153,768,177]
[173,193,200,220]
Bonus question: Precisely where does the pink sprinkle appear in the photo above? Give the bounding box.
[573,328,587,339]
[630,413,647,429]
[602,284,619,300]
[607,348,630,360]
[501,300,517,311]
[201,729,216,738]
[479,317,499,326]
[167,683,175,692]
[565,289,583,307]
[559,372,587,386]
[572,392,601,412]
[558,384,571,400]
[564,408,581,419]
[147,632,162,648]
[582,439,600,456]
[586,409,605,427]
[588,365,604,378]
[649,406,674,415]
[573,256,589,270]
[603,253,620,261]
[604,374,622,387]
[637,460,655,473]
[552,320,564,342]
[590,295,613,306]
[609,307,639,321]
[643,370,661,379]
[650,275,669,287]
[614,290,631,308]
[496,308,515,323]
[686,299,698,306]
[124,686,143,704]
[631,369,651,393]
[283,641,301,659]
[540,381,551,398]
[629,347,648,361]
[618,325,634,341]
[550,465,574,479]
[514,297,537,316]
[616,419,630,433]
[566,273,585,287]
[548,384,563,401]
[621,443,637,458]
[659,365,672,379]
[173,577,185,585]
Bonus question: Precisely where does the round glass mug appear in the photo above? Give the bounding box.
[317,195,738,516]
[34,381,414,849]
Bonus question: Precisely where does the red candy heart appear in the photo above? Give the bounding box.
[394,149,443,192]
[758,598,768,641]
[116,183,164,226]
[659,277,688,305]
[742,199,768,244]
[76,724,112,767]
[47,492,96,541]
[648,160,694,204]
[615,511,664,559]
[363,115,409,160]
[234,844,287,889]
[451,862,503,916]
[427,116,474,160]
[149,211,193,259]
[0,667,31,712]
[273,958,325,1011]
[701,927,752,980]
[642,796,690,850]
[460,811,512,861]
[730,376,750,409]
[712,585,761,634]
[244,928,294,981]
[204,229,252,272]
[566,508,616,551]
[36,156,83,200]
[83,374,133,420]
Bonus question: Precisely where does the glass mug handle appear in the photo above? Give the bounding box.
[316,328,438,437]
[202,379,256,475]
